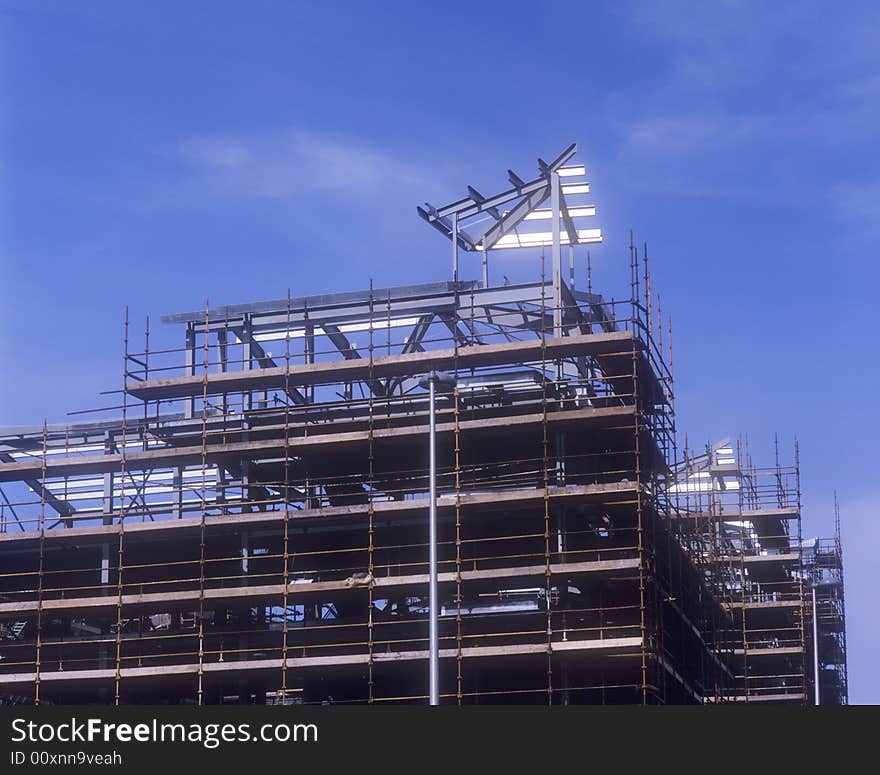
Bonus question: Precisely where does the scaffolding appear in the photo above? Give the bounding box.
[0,145,846,705]
[672,438,807,702]
[802,496,848,705]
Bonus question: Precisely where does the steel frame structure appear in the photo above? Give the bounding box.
[671,438,848,704]
[0,146,846,705]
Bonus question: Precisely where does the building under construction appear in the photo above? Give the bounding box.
[0,145,847,705]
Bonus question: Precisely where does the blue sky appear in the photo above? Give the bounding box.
[1,1,878,702]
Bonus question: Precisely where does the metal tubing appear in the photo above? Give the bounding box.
[451,212,459,284]
[428,377,439,705]
[550,170,562,337]
[812,583,820,705]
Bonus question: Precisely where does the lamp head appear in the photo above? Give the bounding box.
[418,371,456,390]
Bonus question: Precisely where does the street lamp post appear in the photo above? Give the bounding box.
[812,582,820,706]
[418,370,454,706]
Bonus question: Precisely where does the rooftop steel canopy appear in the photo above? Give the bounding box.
[417,143,601,251]
[417,142,602,335]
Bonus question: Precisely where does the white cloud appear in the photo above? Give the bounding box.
[617,113,769,157]
[177,128,434,205]
[625,2,833,93]
[607,1,880,209]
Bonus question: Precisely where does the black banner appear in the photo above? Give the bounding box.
[0,705,872,772]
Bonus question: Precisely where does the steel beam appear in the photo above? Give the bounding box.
[123,330,638,401]
[478,184,551,251]
[231,325,308,406]
[321,324,387,397]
